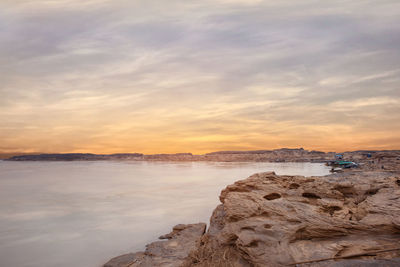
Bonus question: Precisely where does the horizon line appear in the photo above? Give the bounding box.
[2,147,400,156]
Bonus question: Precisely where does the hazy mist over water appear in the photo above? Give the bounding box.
[0,161,330,267]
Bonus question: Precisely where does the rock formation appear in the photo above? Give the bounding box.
[5,148,400,172]
[5,153,144,161]
[105,170,400,266]
[6,149,400,165]
[104,223,206,267]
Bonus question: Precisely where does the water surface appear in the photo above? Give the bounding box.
[0,161,330,267]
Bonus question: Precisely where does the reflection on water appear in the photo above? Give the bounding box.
[0,161,330,267]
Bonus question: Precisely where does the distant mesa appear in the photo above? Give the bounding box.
[4,149,400,169]
[6,153,144,161]
[205,148,306,155]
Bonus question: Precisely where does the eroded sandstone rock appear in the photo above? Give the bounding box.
[104,223,206,267]
[105,171,400,267]
[188,171,400,266]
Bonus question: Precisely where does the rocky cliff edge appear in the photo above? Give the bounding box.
[105,171,400,266]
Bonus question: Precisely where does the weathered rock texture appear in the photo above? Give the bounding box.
[349,151,400,171]
[105,170,400,267]
[187,171,400,266]
[104,223,206,267]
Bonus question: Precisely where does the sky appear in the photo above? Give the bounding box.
[1,0,400,154]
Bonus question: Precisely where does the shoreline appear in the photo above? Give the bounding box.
[4,148,400,164]
[104,168,400,266]
[5,149,400,173]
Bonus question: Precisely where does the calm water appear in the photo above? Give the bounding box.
[0,161,330,267]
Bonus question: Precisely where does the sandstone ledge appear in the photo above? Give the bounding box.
[104,223,206,267]
[105,171,400,266]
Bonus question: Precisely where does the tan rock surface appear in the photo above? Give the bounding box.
[104,223,206,267]
[104,170,400,267]
[188,171,400,266]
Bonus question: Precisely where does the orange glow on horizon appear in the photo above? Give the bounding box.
[1,1,399,154]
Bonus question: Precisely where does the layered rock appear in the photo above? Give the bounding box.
[203,148,334,162]
[347,151,400,171]
[105,170,400,267]
[4,148,336,162]
[6,149,400,165]
[104,223,206,267]
[187,171,400,266]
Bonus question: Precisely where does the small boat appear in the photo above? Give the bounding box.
[337,161,358,168]
[326,160,358,169]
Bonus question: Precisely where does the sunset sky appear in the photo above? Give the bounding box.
[1,0,400,154]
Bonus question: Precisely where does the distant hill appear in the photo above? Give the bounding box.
[0,152,45,160]
[4,149,399,164]
[5,153,143,161]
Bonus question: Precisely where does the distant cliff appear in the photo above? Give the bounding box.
[5,149,400,168]
[6,153,144,161]
[4,148,330,162]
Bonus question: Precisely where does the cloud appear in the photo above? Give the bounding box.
[0,0,399,153]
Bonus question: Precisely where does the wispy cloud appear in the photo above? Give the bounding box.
[1,0,399,153]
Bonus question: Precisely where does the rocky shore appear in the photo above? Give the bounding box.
[6,148,400,266]
[104,168,400,266]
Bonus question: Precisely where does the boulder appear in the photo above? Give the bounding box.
[104,223,206,267]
